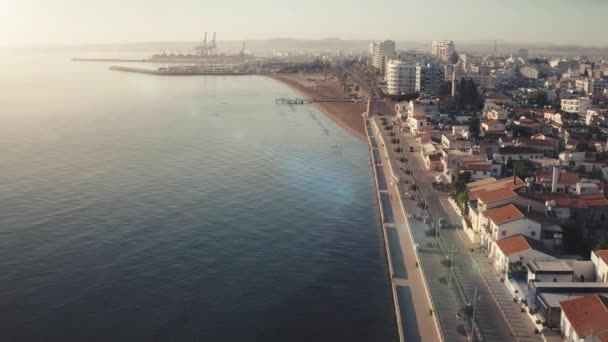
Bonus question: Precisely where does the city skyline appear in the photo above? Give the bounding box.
[3,0,608,47]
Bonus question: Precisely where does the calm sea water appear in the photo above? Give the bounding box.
[0,52,396,342]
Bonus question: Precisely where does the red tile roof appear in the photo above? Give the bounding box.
[495,234,549,256]
[595,250,608,265]
[482,130,507,136]
[560,295,608,340]
[477,187,518,204]
[428,154,442,162]
[483,204,525,225]
[465,164,492,172]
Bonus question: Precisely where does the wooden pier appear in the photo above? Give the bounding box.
[275,97,313,104]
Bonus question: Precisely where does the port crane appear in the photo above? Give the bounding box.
[194,32,217,56]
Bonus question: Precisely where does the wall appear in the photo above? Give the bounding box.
[592,252,608,283]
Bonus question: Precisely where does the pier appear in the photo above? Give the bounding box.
[108,66,252,76]
[274,97,313,104]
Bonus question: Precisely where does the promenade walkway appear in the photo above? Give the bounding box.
[371,115,546,342]
[366,119,441,342]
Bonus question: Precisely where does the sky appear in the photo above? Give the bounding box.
[2,0,608,47]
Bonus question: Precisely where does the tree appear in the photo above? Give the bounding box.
[583,69,589,77]
[528,90,548,107]
[469,115,481,140]
[513,159,534,178]
[449,51,460,66]
[436,81,452,100]
[455,192,469,205]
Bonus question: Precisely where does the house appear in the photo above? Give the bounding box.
[485,107,508,120]
[485,92,515,106]
[425,153,443,171]
[490,234,555,273]
[481,204,542,246]
[544,110,564,125]
[592,250,608,283]
[526,260,574,284]
[481,119,506,131]
[441,133,471,150]
[407,114,428,135]
[559,294,608,342]
[586,108,607,126]
[493,146,546,171]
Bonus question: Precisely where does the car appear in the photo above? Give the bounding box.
[409,146,414,152]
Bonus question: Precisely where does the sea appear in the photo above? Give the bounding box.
[0,50,396,342]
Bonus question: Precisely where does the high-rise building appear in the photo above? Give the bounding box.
[371,40,397,74]
[416,63,445,94]
[386,60,417,95]
[431,40,456,62]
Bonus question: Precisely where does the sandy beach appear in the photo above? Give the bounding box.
[268,73,368,140]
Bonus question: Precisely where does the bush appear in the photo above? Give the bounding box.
[409,184,417,191]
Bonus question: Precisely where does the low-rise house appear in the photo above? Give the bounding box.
[486,92,515,106]
[559,294,608,342]
[425,154,443,171]
[592,250,608,283]
[481,119,506,131]
[586,108,607,126]
[407,114,428,135]
[490,234,555,273]
[441,133,471,150]
[485,107,509,120]
[482,204,542,246]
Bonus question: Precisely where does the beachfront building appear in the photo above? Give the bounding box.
[431,40,455,62]
[385,60,417,95]
[592,250,608,283]
[371,40,397,75]
[489,234,554,273]
[415,63,444,94]
[559,294,608,342]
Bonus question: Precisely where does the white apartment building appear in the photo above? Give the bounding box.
[577,78,608,95]
[520,66,539,79]
[385,60,417,95]
[371,40,396,75]
[561,97,591,116]
[431,40,455,62]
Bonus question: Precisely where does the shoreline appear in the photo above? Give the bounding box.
[266,74,367,140]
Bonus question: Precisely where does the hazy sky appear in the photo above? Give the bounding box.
[2,0,608,46]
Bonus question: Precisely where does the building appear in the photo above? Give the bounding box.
[593,250,608,283]
[577,78,608,96]
[484,107,509,120]
[490,234,554,273]
[371,40,397,75]
[482,204,542,244]
[431,40,455,62]
[415,63,444,93]
[385,60,417,95]
[520,66,539,79]
[559,294,608,342]
[561,97,591,116]
[485,92,515,107]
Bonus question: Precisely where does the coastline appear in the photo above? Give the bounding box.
[266,73,367,140]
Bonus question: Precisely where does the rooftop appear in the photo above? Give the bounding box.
[526,260,573,274]
[560,294,608,341]
[476,186,518,204]
[494,234,550,256]
[483,203,525,225]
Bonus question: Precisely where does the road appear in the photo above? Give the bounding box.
[371,114,545,342]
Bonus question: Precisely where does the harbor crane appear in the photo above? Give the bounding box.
[194,32,218,56]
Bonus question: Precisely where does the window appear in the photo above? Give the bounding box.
[483,171,487,175]
[501,231,506,236]
[531,231,536,236]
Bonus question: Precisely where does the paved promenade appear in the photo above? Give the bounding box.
[366,119,441,342]
[370,114,546,342]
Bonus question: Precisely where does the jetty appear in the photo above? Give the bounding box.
[108,66,252,76]
[275,98,313,104]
